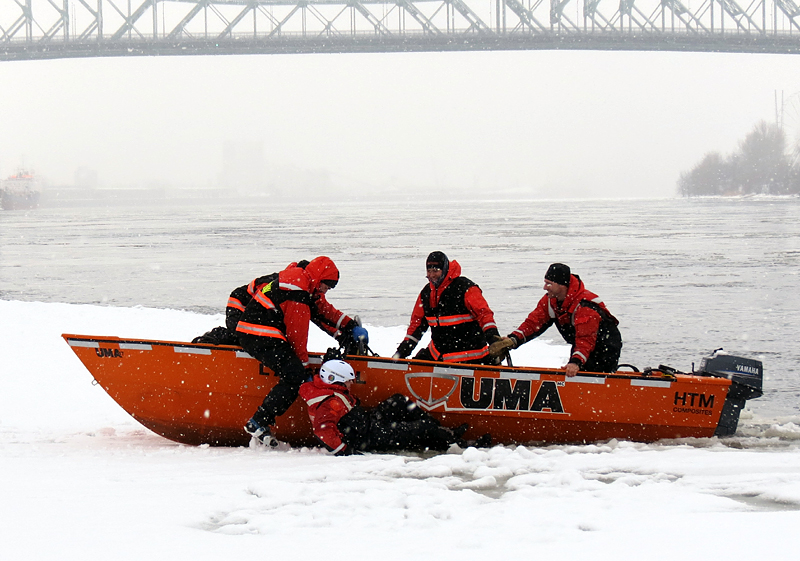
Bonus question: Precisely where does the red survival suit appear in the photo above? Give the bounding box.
[395,260,499,363]
[228,263,353,342]
[299,376,459,455]
[508,274,622,373]
[193,259,353,346]
[299,376,358,454]
[238,257,355,428]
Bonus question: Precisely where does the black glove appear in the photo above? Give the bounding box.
[394,339,416,359]
[322,347,344,363]
[337,318,361,340]
[335,320,354,343]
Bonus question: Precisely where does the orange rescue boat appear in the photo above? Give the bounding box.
[63,333,763,447]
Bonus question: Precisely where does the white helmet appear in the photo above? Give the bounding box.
[320,360,355,385]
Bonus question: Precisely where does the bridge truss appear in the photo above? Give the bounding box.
[3,0,800,60]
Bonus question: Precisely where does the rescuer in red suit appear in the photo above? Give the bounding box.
[193,259,360,348]
[191,273,280,346]
[393,251,501,364]
[490,263,622,376]
[239,256,367,446]
[299,360,471,455]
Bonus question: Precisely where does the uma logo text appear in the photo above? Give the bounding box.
[95,347,123,358]
[460,378,564,412]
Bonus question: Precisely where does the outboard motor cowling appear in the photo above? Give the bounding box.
[696,352,763,437]
[698,354,763,400]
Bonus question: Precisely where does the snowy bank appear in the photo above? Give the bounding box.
[1,300,800,561]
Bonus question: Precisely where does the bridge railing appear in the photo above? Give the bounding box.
[3,0,800,59]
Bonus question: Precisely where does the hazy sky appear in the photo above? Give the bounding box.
[2,48,799,198]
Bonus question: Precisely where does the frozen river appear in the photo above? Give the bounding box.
[2,196,798,416]
[2,197,800,561]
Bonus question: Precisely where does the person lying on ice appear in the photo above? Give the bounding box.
[489,263,622,376]
[238,257,368,447]
[393,251,501,365]
[299,359,474,455]
[192,259,365,354]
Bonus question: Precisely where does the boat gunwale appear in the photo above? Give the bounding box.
[61,333,730,385]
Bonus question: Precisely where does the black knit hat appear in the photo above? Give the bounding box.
[426,251,450,284]
[544,263,571,286]
[426,251,448,269]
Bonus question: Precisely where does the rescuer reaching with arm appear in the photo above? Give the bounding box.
[237,257,368,447]
[489,263,622,376]
[193,259,366,354]
[393,251,501,365]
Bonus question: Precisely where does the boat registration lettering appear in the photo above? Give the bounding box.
[674,391,714,408]
[95,347,123,358]
[673,391,715,415]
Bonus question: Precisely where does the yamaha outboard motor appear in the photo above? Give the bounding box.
[696,350,763,436]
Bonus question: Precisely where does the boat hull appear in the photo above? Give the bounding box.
[63,333,744,447]
[1,189,40,210]
[1,172,41,210]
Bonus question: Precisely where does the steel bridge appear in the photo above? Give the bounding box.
[3,0,800,60]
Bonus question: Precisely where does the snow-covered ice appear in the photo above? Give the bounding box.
[2,300,800,560]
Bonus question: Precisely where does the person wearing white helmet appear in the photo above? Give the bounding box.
[318,359,357,385]
[299,359,476,455]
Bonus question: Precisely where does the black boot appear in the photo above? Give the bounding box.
[451,423,470,448]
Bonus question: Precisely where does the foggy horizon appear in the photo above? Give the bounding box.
[3,49,800,200]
